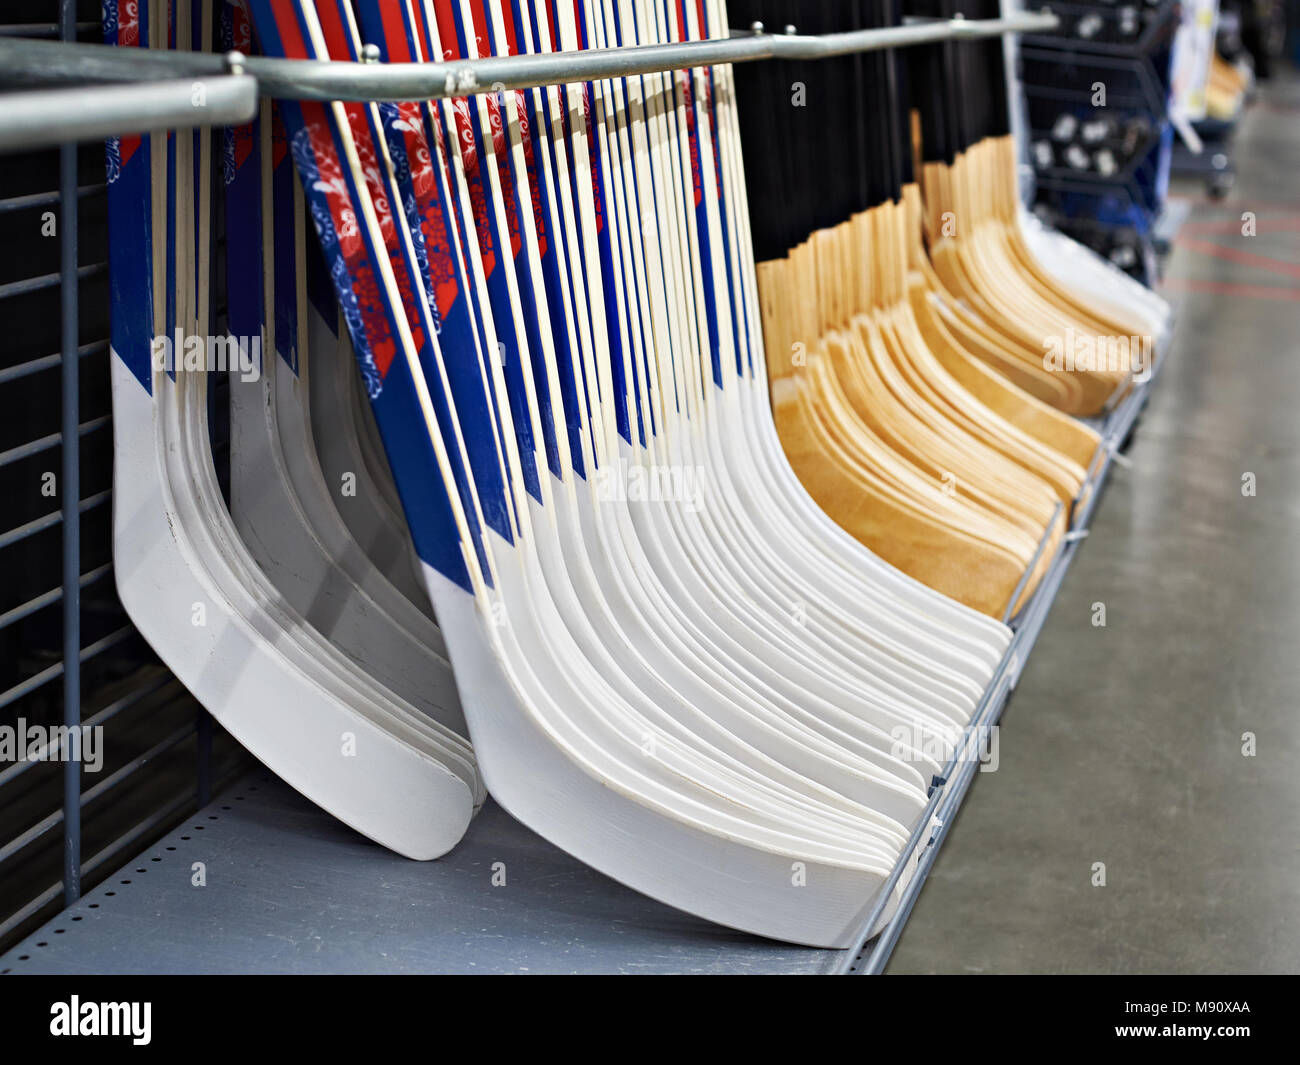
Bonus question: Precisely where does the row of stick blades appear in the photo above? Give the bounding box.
[105,0,1169,946]
[106,0,482,866]
[733,0,1166,617]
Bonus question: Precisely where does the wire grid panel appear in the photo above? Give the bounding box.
[0,1,251,954]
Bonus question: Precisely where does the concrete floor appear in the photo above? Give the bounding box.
[889,74,1300,974]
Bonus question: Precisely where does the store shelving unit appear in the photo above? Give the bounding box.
[0,3,257,957]
[0,349,1167,976]
[1020,1,1179,283]
[1,7,1177,976]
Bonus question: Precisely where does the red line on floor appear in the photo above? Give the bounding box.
[1160,278,1300,300]
[1174,236,1300,281]
[1173,197,1300,213]
[1181,216,1300,235]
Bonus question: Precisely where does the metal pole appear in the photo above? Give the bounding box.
[0,76,258,154]
[1001,501,1064,624]
[58,0,81,908]
[0,13,1059,103]
[198,87,218,808]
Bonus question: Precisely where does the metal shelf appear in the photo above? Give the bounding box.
[0,13,1058,152]
[0,348,1165,976]
[0,776,846,975]
[0,14,1060,102]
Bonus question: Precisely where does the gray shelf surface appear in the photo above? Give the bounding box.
[0,773,847,975]
[0,363,1158,977]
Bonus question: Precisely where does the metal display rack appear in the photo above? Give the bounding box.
[0,7,1178,976]
[1019,2,1177,284]
[0,13,1058,110]
[0,357,1166,976]
[0,3,255,956]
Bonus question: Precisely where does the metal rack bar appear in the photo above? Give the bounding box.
[0,625,134,712]
[0,263,105,301]
[0,415,109,469]
[0,75,257,154]
[0,5,258,954]
[0,21,99,38]
[0,13,1058,106]
[57,0,81,908]
[1001,500,1063,623]
[0,341,107,386]
[0,562,112,634]
[0,489,111,552]
[861,666,1018,970]
[0,185,105,214]
[0,673,175,791]
[0,723,196,867]
[840,596,1028,971]
[0,780,208,943]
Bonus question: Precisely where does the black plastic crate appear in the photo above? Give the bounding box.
[1026,92,1166,184]
[1020,46,1174,114]
[1022,0,1181,56]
